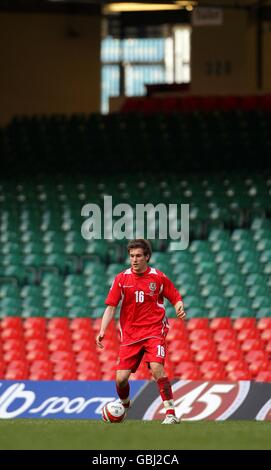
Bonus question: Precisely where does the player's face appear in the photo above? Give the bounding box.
[129,248,149,274]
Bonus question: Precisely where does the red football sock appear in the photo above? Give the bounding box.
[157,376,175,416]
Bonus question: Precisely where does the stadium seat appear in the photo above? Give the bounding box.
[227,370,252,381]
[255,371,271,382]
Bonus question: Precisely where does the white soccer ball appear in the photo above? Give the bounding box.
[102,401,126,423]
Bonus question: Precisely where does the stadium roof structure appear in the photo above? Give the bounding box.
[0,1,270,15]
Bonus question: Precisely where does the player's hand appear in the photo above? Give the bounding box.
[96,333,104,349]
[176,301,186,320]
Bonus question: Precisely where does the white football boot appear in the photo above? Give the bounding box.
[162,414,180,424]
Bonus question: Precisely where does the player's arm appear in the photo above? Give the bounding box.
[96,305,116,349]
[163,274,186,320]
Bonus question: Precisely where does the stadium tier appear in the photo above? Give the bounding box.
[0,175,271,381]
[0,108,271,382]
[0,317,270,381]
[1,109,271,172]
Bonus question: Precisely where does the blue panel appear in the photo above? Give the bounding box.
[0,381,146,420]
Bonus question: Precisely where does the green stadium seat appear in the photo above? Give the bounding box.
[231,308,255,318]
[198,273,221,287]
[248,285,269,298]
[252,296,271,310]
[224,285,247,298]
[185,307,207,319]
[256,308,271,318]
[229,296,251,310]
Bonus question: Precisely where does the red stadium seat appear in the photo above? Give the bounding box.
[179,370,202,380]
[53,370,77,380]
[168,339,190,352]
[1,317,23,330]
[241,338,264,353]
[258,94,271,111]
[213,329,236,343]
[209,318,232,330]
[202,369,226,380]
[237,329,260,343]
[29,370,53,380]
[47,328,71,342]
[245,350,269,363]
[27,349,49,362]
[75,350,98,363]
[265,340,271,353]
[24,317,46,331]
[233,318,256,331]
[200,361,224,374]
[189,329,213,342]
[72,338,96,353]
[220,95,240,111]
[2,339,25,354]
[186,318,209,331]
[5,370,29,380]
[30,360,52,373]
[219,349,243,363]
[225,360,248,373]
[99,350,118,363]
[248,360,271,377]
[24,328,46,341]
[257,318,271,331]
[91,318,102,328]
[70,318,93,331]
[71,329,95,342]
[5,360,29,379]
[255,371,271,382]
[3,349,26,362]
[50,351,75,363]
[194,349,218,363]
[201,96,220,111]
[77,360,100,373]
[53,361,76,374]
[1,328,23,341]
[174,362,197,376]
[170,348,194,364]
[181,96,202,112]
[100,360,116,373]
[190,338,216,353]
[166,328,188,342]
[48,339,72,353]
[47,318,69,330]
[78,370,102,380]
[261,329,271,343]
[227,370,252,381]
[239,95,259,110]
[25,339,48,352]
[216,339,240,352]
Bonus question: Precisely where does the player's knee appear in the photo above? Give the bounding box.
[150,363,165,381]
[116,371,129,387]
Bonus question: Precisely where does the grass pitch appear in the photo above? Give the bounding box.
[0,420,270,450]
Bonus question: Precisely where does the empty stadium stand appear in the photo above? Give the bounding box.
[0,102,271,381]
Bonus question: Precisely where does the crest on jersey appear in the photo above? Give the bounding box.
[149,282,157,291]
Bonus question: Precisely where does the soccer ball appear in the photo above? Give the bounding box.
[102,401,126,423]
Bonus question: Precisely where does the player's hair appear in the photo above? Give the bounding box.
[127,239,152,261]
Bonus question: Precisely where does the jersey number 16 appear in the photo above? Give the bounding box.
[135,290,144,303]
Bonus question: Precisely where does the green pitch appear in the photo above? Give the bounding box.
[0,420,270,450]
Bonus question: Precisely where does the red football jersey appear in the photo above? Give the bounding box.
[105,266,182,345]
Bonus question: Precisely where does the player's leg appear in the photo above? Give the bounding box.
[115,342,144,409]
[146,338,179,424]
[116,369,132,409]
[149,362,179,423]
